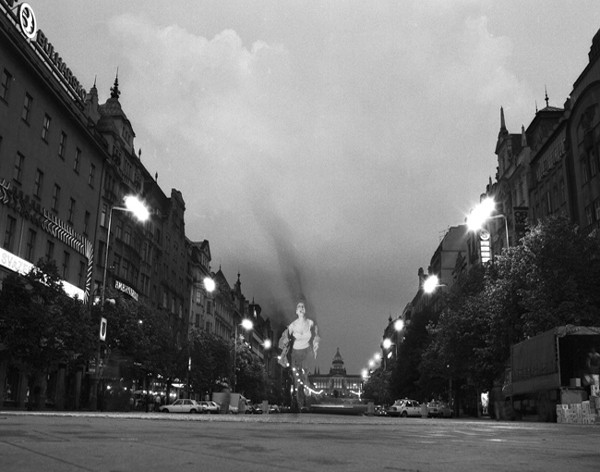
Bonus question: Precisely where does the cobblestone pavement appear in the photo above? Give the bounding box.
[1,411,599,472]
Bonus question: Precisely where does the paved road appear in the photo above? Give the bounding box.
[1,411,599,472]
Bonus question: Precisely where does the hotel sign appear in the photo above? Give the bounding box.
[2,0,87,102]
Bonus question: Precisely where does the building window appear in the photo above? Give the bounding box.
[26,229,37,261]
[586,205,594,226]
[97,241,106,268]
[73,148,81,173]
[122,258,130,279]
[113,254,122,277]
[45,240,55,261]
[115,220,123,240]
[62,251,70,279]
[13,153,24,182]
[560,179,566,203]
[67,198,75,224]
[78,260,86,287]
[58,131,67,159]
[3,215,17,251]
[33,169,43,198]
[51,184,60,211]
[124,226,131,245]
[545,191,552,214]
[100,203,108,227]
[22,93,33,122]
[83,211,90,236]
[1,69,11,102]
[595,199,600,223]
[41,114,51,141]
[88,163,96,187]
[581,159,590,184]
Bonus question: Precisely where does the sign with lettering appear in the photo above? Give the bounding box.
[0,0,87,102]
[18,3,36,39]
[0,247,85,299]
[115,280,139,301]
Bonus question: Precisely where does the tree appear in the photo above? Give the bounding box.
[363,368,392,405]
[0,260,95,408]
[423,216,600,406]
[189,330,230,398]
[235,343,268,402]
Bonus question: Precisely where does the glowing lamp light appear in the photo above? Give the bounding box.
[466,197,496,231]
[124,195,150,222]
[394,319,405,332]
[382,338,393,350]
[203,277,216,293]
[423,275,440,294]
[241,318,254,331]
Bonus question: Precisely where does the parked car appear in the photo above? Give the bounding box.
[268,404,281,414]
[374,405,388,416]
[158,399,202,413]
[387,399,422,417]
[426,401,453,418]
[199,401,220,414]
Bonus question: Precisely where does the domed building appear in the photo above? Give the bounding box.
[309,348,363,399]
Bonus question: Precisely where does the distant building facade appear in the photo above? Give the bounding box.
[310,348,362,399]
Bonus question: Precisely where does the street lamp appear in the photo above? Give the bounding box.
[466,197,510,249]
[93,195,149,410]
[233,318,253,392]
[187,276,215,399]
[101,195,150,305]
[382,338,394,369]
[203,276,216,293]
[423,274,443,294]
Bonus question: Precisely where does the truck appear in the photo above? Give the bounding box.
[211,392,248,414]
[501,325,600,421]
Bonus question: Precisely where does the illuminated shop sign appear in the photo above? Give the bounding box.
[479,230,491,263]
[0,247,85,300]
[1,0,87,102]
[115,280,139,301]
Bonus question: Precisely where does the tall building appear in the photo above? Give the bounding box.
[0,1,273,408]
[1,0,102,301]
[568,28,600,233]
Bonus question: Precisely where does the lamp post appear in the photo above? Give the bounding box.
[423,274,445,294]
[101,195,150,305]
[187,276,215,399]
[393,318,404,358]
[233,318,253,392]
[466,197,510,249]
[382,338,393,369]
[94,195,149,410]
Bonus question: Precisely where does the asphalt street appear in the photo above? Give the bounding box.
[1,411,599,472]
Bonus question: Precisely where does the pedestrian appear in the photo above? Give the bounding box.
[585,347,600,391]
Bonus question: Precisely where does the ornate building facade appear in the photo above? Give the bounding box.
[310,348,362,399]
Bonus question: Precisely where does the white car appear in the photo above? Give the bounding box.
[199,401,220,414]
[387,399,423,417]
[158,399,202,413]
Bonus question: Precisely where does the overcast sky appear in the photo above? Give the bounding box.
[28,1,600,374]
